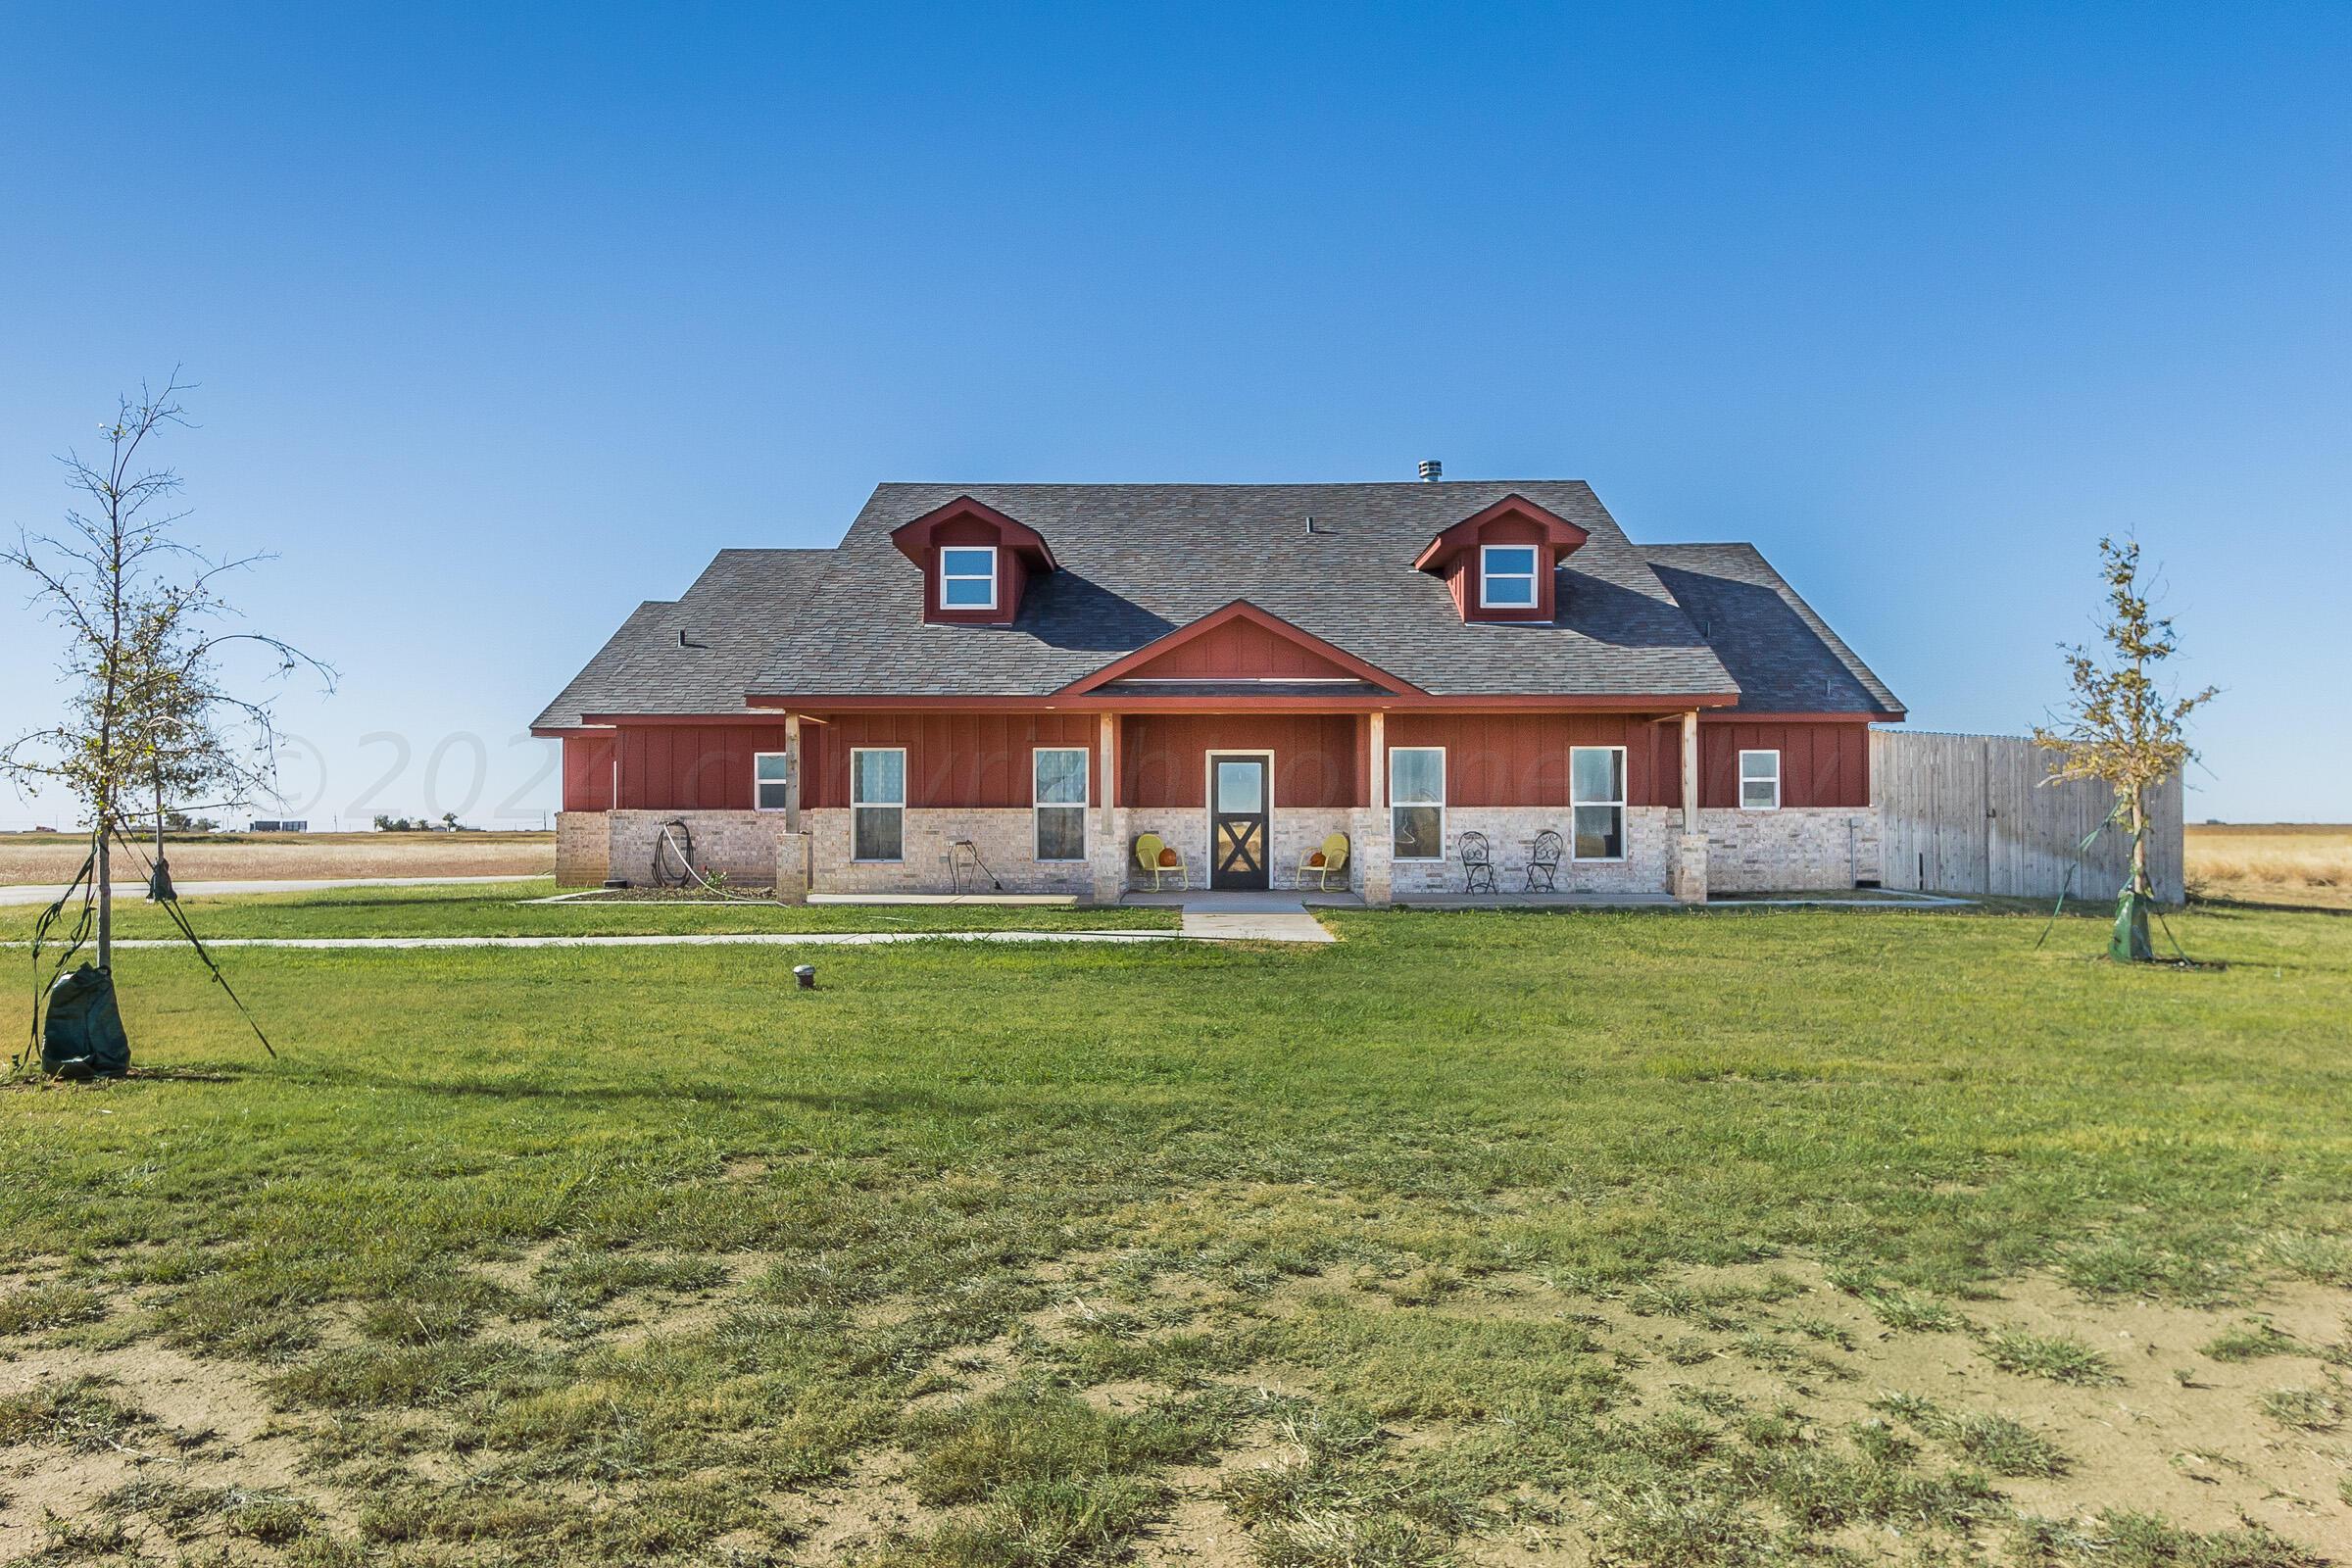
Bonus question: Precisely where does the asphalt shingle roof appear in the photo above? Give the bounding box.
[534,485,1903,721]
[753,482,1740,700]
[530,549,831,729]
[1643,544,1903,715]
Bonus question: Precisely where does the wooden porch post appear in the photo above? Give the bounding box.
[784,712,803,832]
[1368,710,1387,810]
[1680,710,1699,834]
[1099,711,1117,834]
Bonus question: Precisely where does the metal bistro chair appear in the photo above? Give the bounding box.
[1458,829,1498,895]
[1525,828,1563,892]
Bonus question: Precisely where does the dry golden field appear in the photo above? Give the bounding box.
[0,830,554,886]
[2185,822,2352,909]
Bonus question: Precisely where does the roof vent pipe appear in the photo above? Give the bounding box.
[1418,459,1443,482]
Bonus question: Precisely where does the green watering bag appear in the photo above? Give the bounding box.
[42,964,131,1079]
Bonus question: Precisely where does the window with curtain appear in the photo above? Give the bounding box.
[1034,747,1088,860]
[1571,746,1625,859]
[1390,747,1446,860]
[851,748,905,861]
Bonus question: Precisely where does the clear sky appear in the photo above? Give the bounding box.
[2,3,2344,827]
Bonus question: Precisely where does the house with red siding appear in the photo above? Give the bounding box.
[532,476,1903,903]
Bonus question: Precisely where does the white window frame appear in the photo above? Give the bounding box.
[1570,745,1627,861]
[1479,543,1540,610]
[1389,746,1446,861]
[753,752,791,812]
[1740,749,1782,811]
[938,545,998,611]
[1032,746,1090,862]
[850,747,906,862]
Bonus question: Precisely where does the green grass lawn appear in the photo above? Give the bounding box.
[0,898,2347,1565]
[0,879,1177,940]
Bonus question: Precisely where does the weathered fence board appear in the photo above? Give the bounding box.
[1872,729,2183,902]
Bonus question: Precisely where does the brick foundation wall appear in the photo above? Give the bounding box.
[806,808,1102,897]
[605,809,797,889]
[1386,806,1674,896]
[569,801,1873,901]
[1699,807,1880,892]
[555,811,611,886]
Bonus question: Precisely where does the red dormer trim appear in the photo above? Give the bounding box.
[1054,601,1423,697]
[891,496,1058,624]
[1413,493,1591,623]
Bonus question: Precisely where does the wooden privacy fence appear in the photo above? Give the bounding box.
[1871,729,2184,902]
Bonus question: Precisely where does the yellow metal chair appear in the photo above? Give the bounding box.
[1291,832,1350,891]
[1133,832,1190,891]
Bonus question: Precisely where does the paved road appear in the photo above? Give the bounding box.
[0,874,541,907]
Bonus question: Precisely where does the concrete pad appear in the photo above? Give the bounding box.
[1180,909,1335,943]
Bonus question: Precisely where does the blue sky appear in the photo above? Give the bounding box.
[2,2,2344,826]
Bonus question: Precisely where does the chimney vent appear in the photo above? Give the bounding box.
[1418,459,1443,482]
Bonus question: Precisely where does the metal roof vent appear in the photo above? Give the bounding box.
[1418,459,1443,482]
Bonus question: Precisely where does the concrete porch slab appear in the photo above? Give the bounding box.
[1117,889,1340,942]
[1122,889,1361,912]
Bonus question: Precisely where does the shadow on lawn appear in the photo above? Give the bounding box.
[304,1064,1012,1117]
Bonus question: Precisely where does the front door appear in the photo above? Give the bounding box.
[1209,755,1270,890]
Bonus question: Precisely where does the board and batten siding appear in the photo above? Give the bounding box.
[801,712,1100,809]
[560,725,796,812]
[1871,729,2184,903]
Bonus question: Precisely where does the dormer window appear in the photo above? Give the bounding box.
[940,546,998,611]
[1480,545,1539,609]
[890,496,1057,625]
[1413,493,1591,624]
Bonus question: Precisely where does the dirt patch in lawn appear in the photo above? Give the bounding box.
[1,1250,2345,1563]
[0,1339,332,1561]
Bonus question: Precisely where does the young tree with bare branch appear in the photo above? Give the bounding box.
[2033,536,2216,960]
[3,373,331,1046]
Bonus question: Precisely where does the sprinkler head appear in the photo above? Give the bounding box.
[794,964,816,990]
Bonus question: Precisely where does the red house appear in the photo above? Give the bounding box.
[532,477,1903,903]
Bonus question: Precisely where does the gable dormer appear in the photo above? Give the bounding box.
[890,496,1058,625]
[1411,494,1590,623]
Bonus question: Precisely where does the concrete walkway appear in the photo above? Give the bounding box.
[0,874,541,908]
[1122,890,1339,944]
